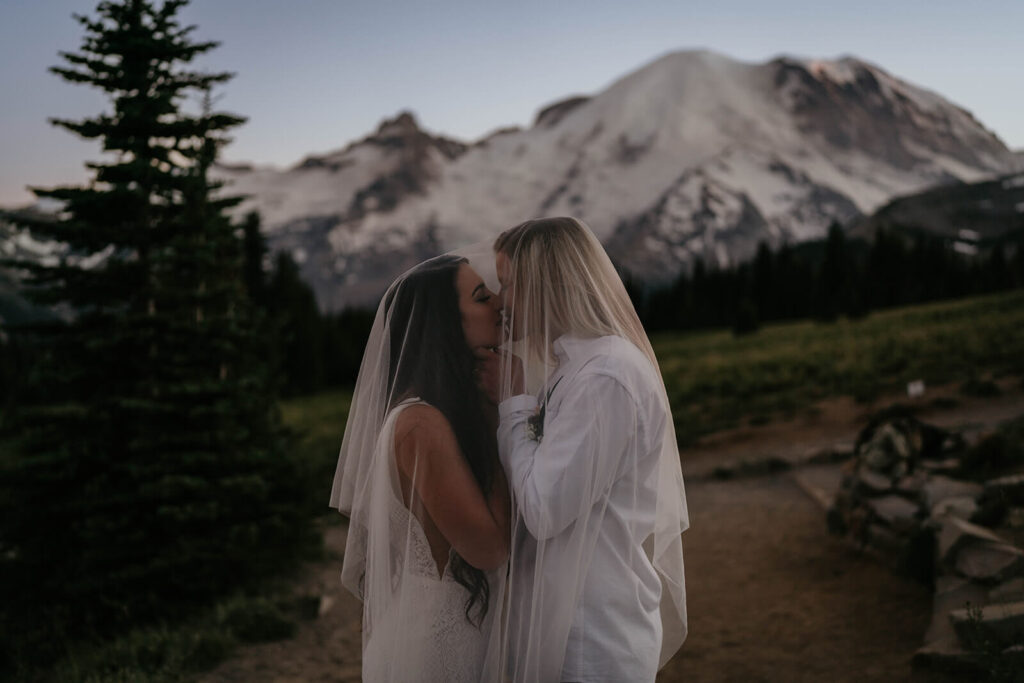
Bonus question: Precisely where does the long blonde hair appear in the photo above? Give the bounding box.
[494,216,656,368]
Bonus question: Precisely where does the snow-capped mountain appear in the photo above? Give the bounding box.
[6,50,1018,312]
[214,50,1017,309]
[214,112,470,307]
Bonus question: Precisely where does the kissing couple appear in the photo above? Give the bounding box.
[330,216,689,682]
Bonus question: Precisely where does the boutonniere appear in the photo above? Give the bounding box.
[526,377,562,442]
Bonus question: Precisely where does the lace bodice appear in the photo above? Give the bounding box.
[359,399,500,683]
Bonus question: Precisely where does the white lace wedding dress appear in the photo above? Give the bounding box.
[359,399,502,683]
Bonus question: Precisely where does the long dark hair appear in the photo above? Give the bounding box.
[383,255,497,625]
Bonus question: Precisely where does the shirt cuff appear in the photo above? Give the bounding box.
[498,394,538,420]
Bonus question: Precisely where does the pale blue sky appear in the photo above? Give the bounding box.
[2,0,1022,205]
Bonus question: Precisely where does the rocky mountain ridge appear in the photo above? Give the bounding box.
[4,50,1019,311]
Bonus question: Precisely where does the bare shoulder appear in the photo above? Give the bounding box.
[395,402,450,434]
[394,403,458,457]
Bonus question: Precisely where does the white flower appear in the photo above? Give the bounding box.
[526,414,543,441]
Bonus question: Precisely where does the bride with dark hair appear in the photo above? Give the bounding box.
[330,254,510,682]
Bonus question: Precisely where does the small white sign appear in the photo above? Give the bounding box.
[953,241,978,256]
[907,380,926,398]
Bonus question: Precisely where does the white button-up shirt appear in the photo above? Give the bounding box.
[498,334,667,682]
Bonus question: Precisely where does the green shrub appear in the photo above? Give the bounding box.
[961,377,1003,397]
[218,596,296,644]
[960,416,1024,480]
[653,291,1024,446]
[45,621,234,683]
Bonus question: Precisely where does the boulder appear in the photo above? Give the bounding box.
[912,636,984,677]
[989,578,1024,605]
[856,468,893,495]
[955,541,1024,583]
[950,600,1024,649]
[985,474,1024,506]
[960,429,992,451]
[896,472,928,497]
[938,517,1007,567]
[972,492,1011,528]
[805,442,855,465]
[867,495,921,532]
[930,496,979,522]
[919,458,962,475]
[860,423,913,476]
[923,577,989,644]
[922,475,982,509]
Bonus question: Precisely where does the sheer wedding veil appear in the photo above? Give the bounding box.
[489,216,688,681]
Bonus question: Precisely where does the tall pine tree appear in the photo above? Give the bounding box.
[0,0,312,663]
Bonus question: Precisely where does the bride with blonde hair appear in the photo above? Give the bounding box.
[480,216,689,683]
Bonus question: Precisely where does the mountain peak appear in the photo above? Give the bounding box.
[375,110,421,136]
[534,95,591,128]
[366,110,469,161]
[207,49,1018,309]
[653,48,735,65]
[630,48,746,81]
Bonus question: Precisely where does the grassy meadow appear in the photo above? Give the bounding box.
[279,390,353,515]
[653,289,1024,444]
[287,289,1024,470]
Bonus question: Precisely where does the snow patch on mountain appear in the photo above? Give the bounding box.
[10,50,1019,311]
[241,50,1012,308]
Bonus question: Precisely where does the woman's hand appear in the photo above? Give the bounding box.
[474,347,501,405]
[474,347,525,403]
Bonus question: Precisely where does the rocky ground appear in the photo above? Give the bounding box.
[200,383,1024,682]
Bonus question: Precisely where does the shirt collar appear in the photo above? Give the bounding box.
[552,333,593,362]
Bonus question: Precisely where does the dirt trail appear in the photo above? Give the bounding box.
[200,386,1024,682]
[658,474,932,682]
[200,478,935,683]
